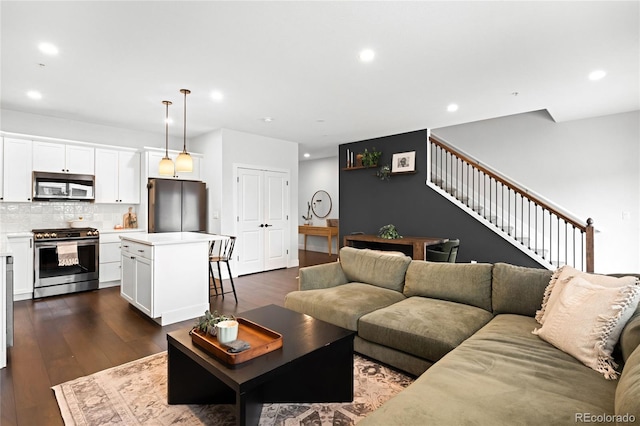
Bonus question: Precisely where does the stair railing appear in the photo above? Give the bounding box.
[428,135,594,272]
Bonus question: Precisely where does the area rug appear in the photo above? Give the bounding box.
[52,352,414,425]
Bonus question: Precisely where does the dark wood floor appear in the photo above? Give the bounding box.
[0,250,337,426]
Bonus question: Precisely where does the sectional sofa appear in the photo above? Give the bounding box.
[284,247,640,425]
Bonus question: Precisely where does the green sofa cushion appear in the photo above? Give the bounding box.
[339,247,412,292]
[403,261,493,311]
[358,297,494,363]
[492,262,552,316]
[359,314,617,426]
[620,306,640,362]
[284,282,406,331]
[615,345,640,420]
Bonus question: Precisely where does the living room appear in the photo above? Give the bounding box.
[1,1,639,425]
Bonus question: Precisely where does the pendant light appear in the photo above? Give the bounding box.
[175,88,193,172]
[158,100,175,176]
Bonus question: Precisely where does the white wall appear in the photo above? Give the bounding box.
[298,156,340,253]
[1,108,181,150]
[433,110,640,273]
[192,128,299,269]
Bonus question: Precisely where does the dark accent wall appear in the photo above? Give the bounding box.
[338,129,543,268]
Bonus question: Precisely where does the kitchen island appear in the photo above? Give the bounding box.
[0,238,11,369]
[119,232,226,326]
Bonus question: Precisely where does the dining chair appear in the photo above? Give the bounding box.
[425,239,460,263]
[209,236,238,303]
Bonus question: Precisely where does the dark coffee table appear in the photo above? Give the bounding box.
[167,304,355,426]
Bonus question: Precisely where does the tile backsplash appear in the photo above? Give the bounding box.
[0,202,139,232]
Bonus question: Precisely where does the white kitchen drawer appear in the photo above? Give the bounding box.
[121,241,153,260]
[99,262,121,283]
[100,242,121,263]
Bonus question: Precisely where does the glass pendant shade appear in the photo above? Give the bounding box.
[159,100,174,176]
[158,156,174,176]
[175,151,193,172]
[175,88,193,173]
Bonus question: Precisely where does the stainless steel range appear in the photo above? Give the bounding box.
[32,227,100,298]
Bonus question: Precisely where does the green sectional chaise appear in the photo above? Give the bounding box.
[284,247,640,425]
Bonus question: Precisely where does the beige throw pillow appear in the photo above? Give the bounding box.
[535,265,638,325]
[533,275,640,379]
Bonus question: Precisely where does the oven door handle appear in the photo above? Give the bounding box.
[35,240,98,249]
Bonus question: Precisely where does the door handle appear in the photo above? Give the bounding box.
[259,224,265,228]
[265,224,273,227]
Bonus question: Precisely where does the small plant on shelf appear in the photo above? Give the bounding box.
[378,224,402,239]
[376,164,391,181]
[361,147,382,168]
[191,310,235,336]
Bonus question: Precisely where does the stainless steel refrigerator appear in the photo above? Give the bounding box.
[148,179,206,233]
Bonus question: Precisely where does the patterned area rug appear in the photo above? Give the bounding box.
[52,352,414,425]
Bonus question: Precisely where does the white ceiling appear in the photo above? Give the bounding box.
[1,1,638,160]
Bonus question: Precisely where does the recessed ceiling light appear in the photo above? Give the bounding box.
[211,90,224,101]
[262,117,274,123]
[38,42,58,55]
[304,153,310,158]
[447,103,459,112]
[27,90,42,100]
[588,70,606,81]
[359,49,375,62]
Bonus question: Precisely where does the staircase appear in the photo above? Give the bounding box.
[428,135,594,272]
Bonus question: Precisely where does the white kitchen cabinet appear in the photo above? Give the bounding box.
[0,137,3,201]
[1,255,6,369]
[99,230,143,287]
[120,240,153,317]
[3,138,33,202]
[119,232,223,325]
[6,234,33,301]
[32,141,94,175]
[95,148,140,204]
[146,151,201,181]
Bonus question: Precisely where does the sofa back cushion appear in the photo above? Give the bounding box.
[615,344,640,420]
[492,263,552,316]
[404,261,493,311]
[620,306,640,362]
[339,247,412,292]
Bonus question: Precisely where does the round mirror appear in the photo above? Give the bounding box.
[311,190,332,218]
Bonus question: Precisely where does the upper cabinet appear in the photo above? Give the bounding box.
[32,141,95,175]
[95,148,141,204]
[2,138,32,202]
[146,150,201,181]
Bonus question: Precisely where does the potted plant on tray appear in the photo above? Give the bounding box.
[191,310,235,336]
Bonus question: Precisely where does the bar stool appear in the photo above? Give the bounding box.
[209,236,238,303]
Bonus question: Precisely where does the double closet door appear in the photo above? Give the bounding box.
[236,167,289,275]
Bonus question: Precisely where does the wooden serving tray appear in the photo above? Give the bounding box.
[190,318,283,365]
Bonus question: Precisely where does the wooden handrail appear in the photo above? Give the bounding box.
[429,134,594,272]
[429,135,587,231]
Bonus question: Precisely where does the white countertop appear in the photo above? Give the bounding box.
[0,232,34,257]
[100,228,145,235]
[119,232,226,246]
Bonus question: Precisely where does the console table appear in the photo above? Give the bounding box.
[343,234,447,260]
[299,225,339,256]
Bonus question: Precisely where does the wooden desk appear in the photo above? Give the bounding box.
[343,234,447,260]
[299,225,339,256]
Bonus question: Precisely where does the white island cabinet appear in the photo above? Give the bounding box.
[119,232,225,326]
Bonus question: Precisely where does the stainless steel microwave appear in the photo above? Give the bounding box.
[33,172,95,201]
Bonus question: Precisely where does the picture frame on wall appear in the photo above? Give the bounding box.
[391,151,416,173]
